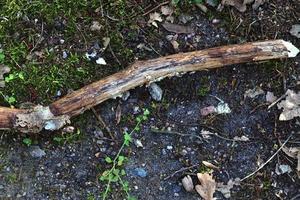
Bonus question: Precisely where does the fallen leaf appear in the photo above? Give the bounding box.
[0,64,10,88]
[182,175,194,192]
[162,22,194,34]
[90,21,102,31]
[200,106,216,116]
[216,102,231,114]
[275,164,292,175]
[277,89,300,121]
[220,0,265,12]
[195,173,216,200]
[244,87,264,99]
[290,24,300,38]
[148,12,163,28]
[233,135,249,142]
[266,91,277,103]
[96,57,107,65]
[170,40,179,51]
[115,104,121,125]
[102,37,110,51]
[202,161,220,170]
[161,5,173,16]
[217,178,240,199]
[200,129,215,139]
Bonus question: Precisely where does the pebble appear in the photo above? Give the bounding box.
[148,83,163,101]
[167,145,173,150]
[122,91,130,101]
[132,168,147,177]
[29,146,46,158]
[134,139,144,148]
[62,51,68,59]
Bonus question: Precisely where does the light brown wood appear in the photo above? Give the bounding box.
[0,40,298,133]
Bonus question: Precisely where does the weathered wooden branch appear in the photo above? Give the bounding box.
[0,40,298,133]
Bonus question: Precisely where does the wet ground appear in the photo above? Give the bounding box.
[0,1,300,199]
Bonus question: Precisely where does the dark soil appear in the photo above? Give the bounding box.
[0,1,299,199]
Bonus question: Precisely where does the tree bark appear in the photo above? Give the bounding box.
[0,40,298,133]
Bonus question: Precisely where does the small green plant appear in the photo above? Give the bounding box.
[87,193,96,200]
[100,108,150,200]
[197,85,210,97]
[22,138,32,146]
[53,129,82,144]
[0,50,5,63]
[172,0,204,5]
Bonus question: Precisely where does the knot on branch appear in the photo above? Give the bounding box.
[14,105,70,133]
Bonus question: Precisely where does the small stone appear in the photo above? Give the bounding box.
[167,145,173,150]
[56,90,62,97]
[132,168,147,177]
[122,91,130,101]
[148,83,163,101]
[212,19,220,24]
[29,146,46,158]
[90,21,102,31]
[85,51,97,60]
[134,139,144,148]
[182,175,194,192]
[180,149,188,156]
[62,51,68,59]
[59,39,65,44]
[275,164,292,175]
[206,0,218,7]
[94,129,104,138]
[96,57,107,65]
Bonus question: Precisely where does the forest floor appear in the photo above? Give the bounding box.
[0,0,299,199]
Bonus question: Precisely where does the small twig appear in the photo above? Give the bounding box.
[91,107,115,140]
[164,164,200,180]
[240,133,293,181]
[151,128,203,141]
[142,1,169,16]
[267,93,287,110]
[108,44,121,65]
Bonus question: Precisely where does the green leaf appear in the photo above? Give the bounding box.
[105,157,113,163]
[18,72,24,80]
[7,96,16,104]
[121,169,126,176]
[53,137,63,143]
[172,0,180,5]
[0,53,5,62]
[143,108,150,116]
[22,138,32,146]
[124,132,132,146]
[113,168,120,176]
[117,155,125,166]
[134,126,140,132]
[128,196,137,200]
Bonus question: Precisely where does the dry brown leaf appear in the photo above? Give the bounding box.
[182,175,194,192]
[170,40,179,51]
[161,5,173,16]
[162,22,194,34]
[148,12,163,28]
[0,64,10,88]
[195,173,216,200]
[244,87,264,99]
[202,161,220,170]
[266,91,277,103]
[220,0,265,12]
[277,89,300,121]
[115,104,122,125]
[233,136,249,142]
[217,178,240,199]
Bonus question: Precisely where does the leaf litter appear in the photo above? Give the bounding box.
[195,173,216,200]
[277,89,300,121]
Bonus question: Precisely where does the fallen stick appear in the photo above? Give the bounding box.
[0,40,298,133]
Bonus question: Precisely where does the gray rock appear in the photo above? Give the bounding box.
[29,146,46,158]
[132,168,147,177]
[148,83,163,101]
[206,0,218,7]
[62,51,68,59]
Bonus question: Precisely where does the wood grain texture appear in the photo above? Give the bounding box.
[0,40,298,133]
